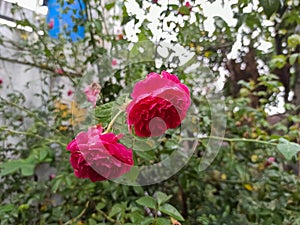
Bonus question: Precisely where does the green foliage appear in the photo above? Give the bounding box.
[259,0,280,18]
[159,204,184,221]
[178,6,190,16]
[288,34,300,49]
[277,138,300,160]
[136,192,184,222]
[94,102,114,127]
[136,196,157,209]
[270,55,287,69]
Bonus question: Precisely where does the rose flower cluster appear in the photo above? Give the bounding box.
[66,71,190,182]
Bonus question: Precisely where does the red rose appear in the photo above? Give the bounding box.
[66,125,133,182]
[67,90,73,96]
[126,71,190,137]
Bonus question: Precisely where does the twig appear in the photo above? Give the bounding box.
[0,128,66,147]
[98,210,116,223]
[0,55,82,78]
[181,136,278,146]
[63,201,89,225]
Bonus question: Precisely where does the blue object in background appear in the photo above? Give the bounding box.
[46,0,86,42]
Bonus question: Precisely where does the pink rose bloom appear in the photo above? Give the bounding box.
[126,71,190,137]
[84,83,101,108]
[111,59,118,66]
[0,78,3,85]
[265,157,276,167]
[66,125,133,182]
[55,68,64,74]
[48,19,54,29]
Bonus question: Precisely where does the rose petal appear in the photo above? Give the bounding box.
[126,71,190,137]
[66,125,133,182]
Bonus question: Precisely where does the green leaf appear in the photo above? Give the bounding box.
[157,218,171,225]
[95,102,114,117]
[109,203,124,217]
[141,218,155,225]
[178,6,190,16]
[133,186,144,195]
[105,2,115,11]
[159,203,184,221]
[133,139,155,151]
[289,53,299,65]
[136,196,157,209]
[94,102,114,126]
[21,163,35,176]
[138,31,148,41]
[96,202,106,211]
[117,166,139,183]
[288,34,300,48]
[87,218,97,225]
[270,55,286,69]
[259,0,280,18]
[169,4,179,10]
[134,150,156,161]
[16,19,31,27]
[156,191,172,205]
[38,147,49,161]
[94,20,102,33]
[51,176,63,193]
[64,175,72,186]
[0,204,14,214]
[0,160,21,176]
[277,138,300,160]
[44,48,51,57]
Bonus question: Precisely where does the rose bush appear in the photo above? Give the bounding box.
[66,125,133,182]
[126,71,190,137]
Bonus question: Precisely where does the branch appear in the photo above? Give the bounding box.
[181,136,278,147]
[0,55,82,78]
[0,128,66,147]
[63,201,90,225]
[98,210,116,223]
